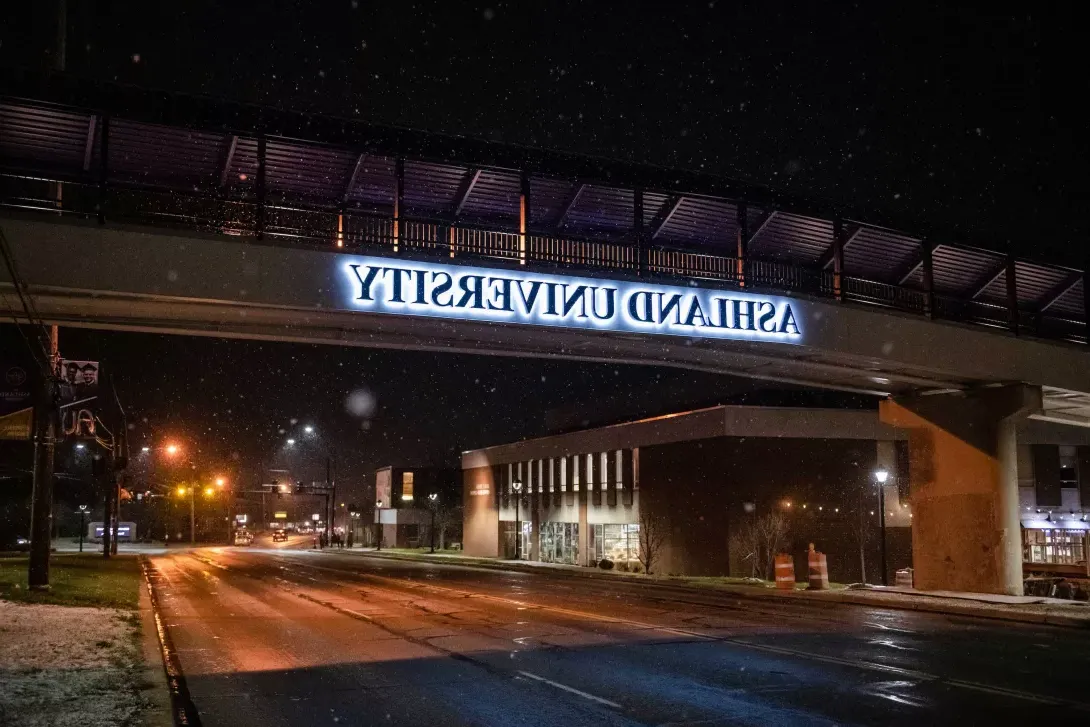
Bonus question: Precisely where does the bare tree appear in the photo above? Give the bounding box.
[637,508,667,575]
[754,512,790,580]
[435,505,463,550]
[730,519,761,578]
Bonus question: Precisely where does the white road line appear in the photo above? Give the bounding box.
[268,555,1090,712]
[517,670,622,709]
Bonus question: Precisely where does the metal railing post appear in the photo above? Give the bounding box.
[97,115,109,224]
[1005,254,1019,335]
[736,201,748,287]
[519,171,530,265]
[922,238,935,319]
[255,135,267,240]
[832,217,845,300]
[393,157,404,253]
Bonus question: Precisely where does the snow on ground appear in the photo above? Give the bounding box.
[0,601,150,727]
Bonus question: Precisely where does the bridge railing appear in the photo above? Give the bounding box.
[0,170,1085,345]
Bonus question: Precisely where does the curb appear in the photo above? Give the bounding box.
[140,557,203,726]
[342,550,1090,629]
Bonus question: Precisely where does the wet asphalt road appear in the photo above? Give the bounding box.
[147,546,1090,726]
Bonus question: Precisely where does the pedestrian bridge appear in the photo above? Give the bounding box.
[3,71,1090,595]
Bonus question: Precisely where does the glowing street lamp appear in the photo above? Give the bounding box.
[286,438,296,446]
[215,477,226,487]
[304,425,314,434]
[166,443,180,456]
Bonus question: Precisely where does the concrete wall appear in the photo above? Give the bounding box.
[639,436,907,582]
[463,466,499,557]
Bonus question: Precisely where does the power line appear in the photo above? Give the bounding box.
[0,225,54,376]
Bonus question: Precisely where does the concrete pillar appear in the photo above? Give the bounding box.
[578,494,589,567]
[530,489,541,562]
[879,385,1041,595]
[462,466,499,557]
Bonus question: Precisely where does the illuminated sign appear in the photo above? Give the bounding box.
[274,511,288,519]
[343,257,803,343]
[469,484,491,497]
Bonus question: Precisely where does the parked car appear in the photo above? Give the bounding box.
[272,529,288,542]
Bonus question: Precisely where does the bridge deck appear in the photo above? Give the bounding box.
[0,71,1086,345]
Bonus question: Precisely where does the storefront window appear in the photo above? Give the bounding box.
[1023,529,1087,565]
[590,523,639,565]
[539,522,579,565]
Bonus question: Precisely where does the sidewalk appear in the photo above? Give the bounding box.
[336,548,1090,628]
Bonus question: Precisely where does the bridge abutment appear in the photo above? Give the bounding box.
[880,385,1041,595]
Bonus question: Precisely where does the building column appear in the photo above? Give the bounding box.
[530,493,541,561]
[578,492,589,567]
[879,384,1041,595]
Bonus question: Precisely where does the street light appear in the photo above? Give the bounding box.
[511,480,523,560]
[286,438,296,446]
[215,476,226,487]
[874,468,890,585]
[141,446,151,453]
[304,425,314,434]
[428,492,439,553]
[166,443,180,456]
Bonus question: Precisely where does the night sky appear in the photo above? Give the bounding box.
[0,4,1081,502]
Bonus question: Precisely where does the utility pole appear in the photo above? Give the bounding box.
[29,0,66,588]
[97,454,114,559]
[28,327,59,588]
[326,453,336,546]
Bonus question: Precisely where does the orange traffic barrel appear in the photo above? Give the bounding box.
[774,553,795,590]
[807,549,830,590]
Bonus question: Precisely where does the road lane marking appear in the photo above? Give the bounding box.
[251,553,1090,713]
[516,670,622,708]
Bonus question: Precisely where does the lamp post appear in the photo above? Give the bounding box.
[512,480,523,560]
[77,505,88,552]
[874,468,889,585]
[376,500,384,551]
[428,492,438,553]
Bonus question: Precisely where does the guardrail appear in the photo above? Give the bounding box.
[0,172,1084,345]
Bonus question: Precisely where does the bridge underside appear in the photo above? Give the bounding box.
[3,214,1090,416]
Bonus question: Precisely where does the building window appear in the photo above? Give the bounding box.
[590,523,639,565]
[548,459,555,493]
[559,457,567,492]
[1023,528,1086,565]
[615,450,623,489]
[573,455,580,492]
[401,471,414,501]
[538,460,545,493]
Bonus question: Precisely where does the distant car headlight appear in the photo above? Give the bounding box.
[16,538,30,545]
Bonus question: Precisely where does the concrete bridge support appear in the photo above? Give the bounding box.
[880,385,1041,595]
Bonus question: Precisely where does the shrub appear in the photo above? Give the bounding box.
[598,558,614,570]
